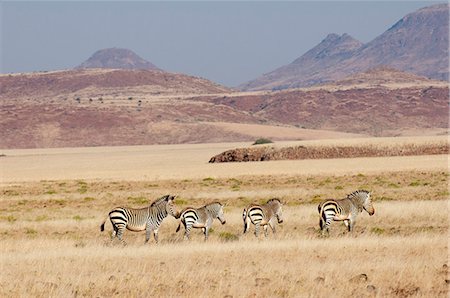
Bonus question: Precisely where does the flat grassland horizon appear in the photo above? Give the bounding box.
[1,136,449,297]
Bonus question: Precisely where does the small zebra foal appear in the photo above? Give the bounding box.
[318,190,375,234]
[100,194,179,244]
[243,198,283,238]
[175,202,226,240]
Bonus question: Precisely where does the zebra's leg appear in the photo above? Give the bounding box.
[110,225,118,239]
[254,223,260,237]
[203,227,209,241]
[344,220,351,232]
[184,224,191,240]
[116,228,127,245]
[204,219,213,241]
[153,229,159,244]
[263,225,268,238]
[145,226,152,243]
[269,221,277,238]
[321,217,331,236]
[348,219,355,232]
[326,217,333,232]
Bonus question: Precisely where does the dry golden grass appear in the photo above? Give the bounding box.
[0,199,448,297]
[0,136,449,297]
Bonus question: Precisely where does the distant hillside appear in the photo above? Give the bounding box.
[0,68,231,100]
[0,64,447,149]
[241,4,449,90]
[322,66,441,89]
[197,68,448,137]
[76,48,160,70]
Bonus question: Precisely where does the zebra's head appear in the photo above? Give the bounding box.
[267,198,283,224]
[151,195,179,218]
[350,190,374,216]
[165,195,180,218]
[208,202,226,225]
[217,204,226,225]
[362,191,375,216]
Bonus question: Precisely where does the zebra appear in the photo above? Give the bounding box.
[175,202,226,240]
[100,194,179,244]
[243,198,284,238]
[318,190,375,234]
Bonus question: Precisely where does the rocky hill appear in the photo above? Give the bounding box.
[76,48,160,70]
[196,68,448,137]
[240,4,449,90]
[0,68,231,101]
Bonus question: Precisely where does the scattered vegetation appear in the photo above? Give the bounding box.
[127,196,148,205]
[35,215,49,222]
[252,138,274,145]
[25,228,37,235]
[218,231,239,242]
[1,215,17,223]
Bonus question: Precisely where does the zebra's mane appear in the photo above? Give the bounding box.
[266,198,281,205]
[205,201,222,208]
[204,202,223,215]
[150,195,171,207]
[346,190,370,205]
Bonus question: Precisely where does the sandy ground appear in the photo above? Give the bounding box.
[1,136,448,183]
[207,122,367,140]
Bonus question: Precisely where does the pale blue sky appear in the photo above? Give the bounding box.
[1,1,443,86]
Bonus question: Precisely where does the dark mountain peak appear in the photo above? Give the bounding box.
[293,33,362,64]
[323,33,340,42]
[76,48,160,71]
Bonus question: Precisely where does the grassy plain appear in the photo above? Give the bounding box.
[0,136,449,297]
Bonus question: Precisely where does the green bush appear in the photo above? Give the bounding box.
[252,138,273,145]
[218,232,239,242]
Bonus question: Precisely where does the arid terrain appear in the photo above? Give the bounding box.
[0,136,448,297]
[1,67,448,149]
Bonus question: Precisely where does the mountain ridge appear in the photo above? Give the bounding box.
[240,3,449,91]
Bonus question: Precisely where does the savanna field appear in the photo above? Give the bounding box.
[0,136,449,297]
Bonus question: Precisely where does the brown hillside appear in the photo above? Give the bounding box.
[0,68,230,100]
[0,68,447,149]
[194,71,449,136]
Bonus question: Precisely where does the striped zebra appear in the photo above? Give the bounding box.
[100,194,179,244]
[243,198,284,238]
[318,190,375,234]
[175,202,226,240]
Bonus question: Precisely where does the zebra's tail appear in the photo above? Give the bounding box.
[175,215,185,233]
[318,203,324,230]
[243,208,249,234]
[100,215,109,232]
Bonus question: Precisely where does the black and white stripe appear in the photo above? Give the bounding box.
[243,198,283,238]
[100,194,179,244]
[318,190,374,234]
[175,202,226,241]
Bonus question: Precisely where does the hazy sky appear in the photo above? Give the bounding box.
[1,1,443,87]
